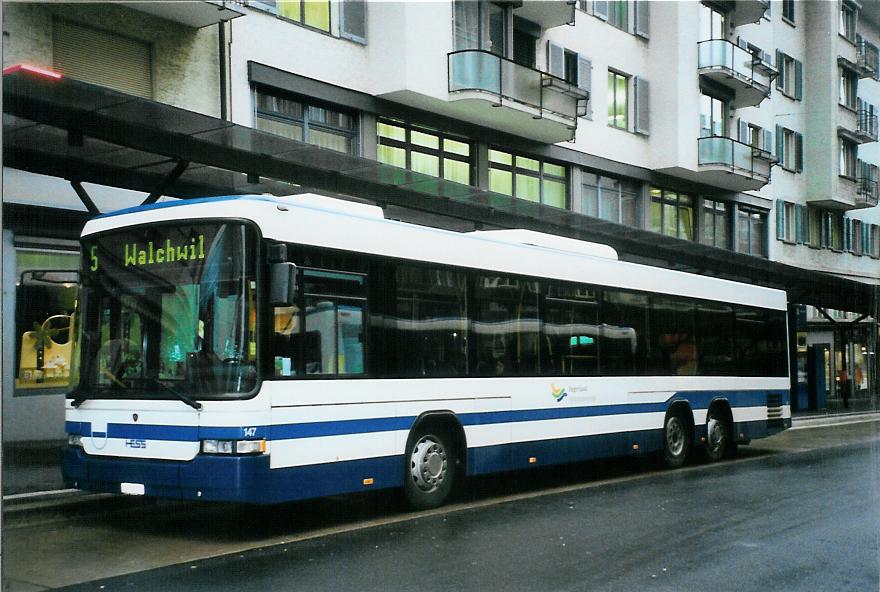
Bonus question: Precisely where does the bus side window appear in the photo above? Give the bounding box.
[272,304,300,377]
[302,269,366,376]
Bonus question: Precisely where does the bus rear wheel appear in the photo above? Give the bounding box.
[404,430,456,510]
[705,409,732,463]
[663,413,691,469]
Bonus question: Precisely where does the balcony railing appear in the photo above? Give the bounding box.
[857,39,880,78]
[698,136,773,184]
[857,109,879,142]
[448,50,588,124]
[856,177,879,207]
[697,40,771,107]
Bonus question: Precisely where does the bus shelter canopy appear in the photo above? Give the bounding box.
[3,66,877,315]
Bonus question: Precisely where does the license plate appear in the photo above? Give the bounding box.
[121,482,145,495]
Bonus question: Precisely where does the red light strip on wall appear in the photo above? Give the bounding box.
[3,64,63,79]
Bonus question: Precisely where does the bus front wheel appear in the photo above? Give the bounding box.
[404,430,456,510]
[663,413,691,469]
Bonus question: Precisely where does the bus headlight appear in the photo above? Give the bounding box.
[68,434,83,447]
[201,439,266,455]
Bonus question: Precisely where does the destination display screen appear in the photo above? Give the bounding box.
[74,222,258,400]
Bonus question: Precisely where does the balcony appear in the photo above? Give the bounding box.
[513,0,576,30]
[726,0,769,28]
[697,136,774,191]
[122,0,244,28]
[856,177,879,208]
[856,39,879,79]
[698,40,771,108]
[448,50,588,143]
[838,108,878,144]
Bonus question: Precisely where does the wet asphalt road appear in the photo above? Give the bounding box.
[43,428,878,592]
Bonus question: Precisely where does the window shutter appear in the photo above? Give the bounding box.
[862,222,869,254]
[576,54,592,94]
[794,59,803,100]
[339,0,367,43]
[844,217,852,252]
[53,18,153,98]
[763,128,773,153]
[634,0,650,39]
[795,204,806,243]
[593,1,608,21]
[776,124,784,164]
[738,119,748,142]
[776,50,785,91]
[634,76,649,135]
[776,200,785,240]
[795,132,803,172]
[547,41,565,78]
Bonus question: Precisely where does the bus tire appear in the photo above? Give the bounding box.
[404,429,456,510]
[663,411,691,469]
[705,405,733,463]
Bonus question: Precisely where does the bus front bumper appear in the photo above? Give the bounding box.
[62,447,272,503]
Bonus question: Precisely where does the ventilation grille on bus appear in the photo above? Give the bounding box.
[767,393,784,428]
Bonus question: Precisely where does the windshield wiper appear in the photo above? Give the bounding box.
[148,378,203,411]
[71,392,90,408]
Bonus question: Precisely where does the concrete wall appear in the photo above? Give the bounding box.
[2,3,221,117]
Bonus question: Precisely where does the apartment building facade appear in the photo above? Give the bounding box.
[3,0,879,441]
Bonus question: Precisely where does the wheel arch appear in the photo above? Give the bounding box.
[407,410,468,475]
[665,400,696,441]
[707,397,734,427]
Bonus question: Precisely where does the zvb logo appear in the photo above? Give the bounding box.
[551,384,568,403]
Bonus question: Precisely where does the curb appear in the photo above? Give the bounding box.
[791,411,880,430]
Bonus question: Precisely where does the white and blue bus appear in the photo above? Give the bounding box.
[64,194,791,508]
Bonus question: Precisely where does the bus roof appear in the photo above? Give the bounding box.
[83,194,788,310]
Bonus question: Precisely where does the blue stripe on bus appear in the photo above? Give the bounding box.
[65,390,787,442]
[63,416,783,504]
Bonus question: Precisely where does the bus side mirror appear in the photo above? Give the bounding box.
[269,263,297,306]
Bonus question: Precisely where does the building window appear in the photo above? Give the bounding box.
[701,199,729,249]
[579,172,640,226]
[782,0,795,24]
[777,126,804,172]
[14,249,80,392]
[737,208,766,257]
[278,0,331,32]
[454,0,513,57]
[650,187,694,240]
[840,1,857,42]
[851,219,863,255]
[824,211,844,250]
[608,1,628,31]
[489,149,567,208]
[255,89,359,155]
[806,207,819,246]
[607,70,629,130]
[699,3,726,40]
[840,138,857,178]
[699,93,728,137]
[776,201,797,243]
[840,67,858,109]
[377,120,472,184]
[776,52,803,100]
[53,19,153,98]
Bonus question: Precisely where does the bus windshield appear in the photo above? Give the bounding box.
[73,221,258,400]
